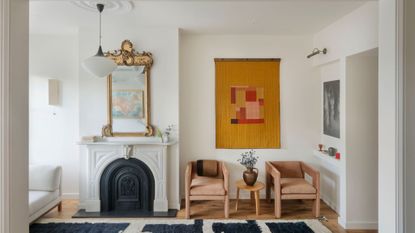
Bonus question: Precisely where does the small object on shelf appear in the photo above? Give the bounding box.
[81,136,102,143]
[162,134,169,143]
[162,124,174,143]
[335,152,341,160]
[328,147,337,157]
[318,144,324,151]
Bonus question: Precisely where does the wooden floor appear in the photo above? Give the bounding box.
[41,199,377,233]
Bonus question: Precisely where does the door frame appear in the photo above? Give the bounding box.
[0,0,29,232]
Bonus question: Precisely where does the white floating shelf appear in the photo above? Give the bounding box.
[313,150,341,175]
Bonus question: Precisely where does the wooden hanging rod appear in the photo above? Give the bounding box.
[214,58,281,62]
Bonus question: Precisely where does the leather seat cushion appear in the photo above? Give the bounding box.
[190,176,225,196]
[280,178,316,194]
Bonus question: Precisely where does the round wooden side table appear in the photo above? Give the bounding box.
[235,179,265,216]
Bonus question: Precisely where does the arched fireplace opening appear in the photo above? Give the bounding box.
[100,158,155,212]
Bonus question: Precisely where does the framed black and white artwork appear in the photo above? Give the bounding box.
[323,80,340,138]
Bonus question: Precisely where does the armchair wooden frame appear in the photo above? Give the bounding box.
[265,161,320,218]
[185,161,229,219]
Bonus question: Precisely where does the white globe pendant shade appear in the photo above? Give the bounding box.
[82,4,116,78]
[82,54,116,78]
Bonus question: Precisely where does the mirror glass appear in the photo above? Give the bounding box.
[110,65,147,133]
[104,40,153,137]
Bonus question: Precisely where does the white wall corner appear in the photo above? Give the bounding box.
[320,194,338,213]
[338,216,346,229]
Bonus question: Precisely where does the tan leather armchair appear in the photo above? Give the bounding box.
[185,160,229,219]
[265,161,320,218]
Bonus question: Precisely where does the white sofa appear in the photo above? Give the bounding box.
[29,165,62,223]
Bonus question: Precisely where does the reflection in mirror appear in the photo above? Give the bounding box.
[103,40,153,137]
[110,66,146,133]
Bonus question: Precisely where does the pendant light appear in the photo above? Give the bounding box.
[82,3,116,78]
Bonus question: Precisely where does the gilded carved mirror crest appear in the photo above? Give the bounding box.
[102,40,154,137]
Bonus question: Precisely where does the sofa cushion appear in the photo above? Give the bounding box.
[28,190,59,216]
[190,176,225,196]
[280,178,316,194]
[29,165,62,192]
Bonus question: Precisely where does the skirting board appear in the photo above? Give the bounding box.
[184,192,331,202]
[62,193,79,200]
[344,221,378,230]
[320,194,338,213]
[338,217,378,230]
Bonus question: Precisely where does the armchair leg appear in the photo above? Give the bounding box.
[313,198,320,218]
[58,202,62,212]
[185,198,190,219]
[266,174,271,203]
[274,193,281,218]
[224,195,229,218]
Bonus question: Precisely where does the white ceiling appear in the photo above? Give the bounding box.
[30,0,372,35]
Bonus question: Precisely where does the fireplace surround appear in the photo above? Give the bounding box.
[78,138,179,215]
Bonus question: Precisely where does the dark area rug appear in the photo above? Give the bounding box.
[29,222,129,233]
[266,222,315,233]
[141,220,318,233]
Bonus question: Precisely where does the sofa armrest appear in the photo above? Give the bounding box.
[221,162,229,193]
[185,162,193,197]
[29,165,62,192]
[301,162,320,189]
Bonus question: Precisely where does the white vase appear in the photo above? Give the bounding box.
[162,134,169,143]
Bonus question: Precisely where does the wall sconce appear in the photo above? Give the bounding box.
[48,79,60,106]
[306,48,327,59]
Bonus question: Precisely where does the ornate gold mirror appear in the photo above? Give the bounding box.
[102,40,153,137]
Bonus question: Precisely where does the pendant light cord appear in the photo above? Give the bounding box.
[96,4,105,56]
[99,9,102,47]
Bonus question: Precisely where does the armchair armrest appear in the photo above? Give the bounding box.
[185,162,193,196]
[266,162,281,192]
[301,162,320,189]
[221,162,229,193]
[266,162,281,179]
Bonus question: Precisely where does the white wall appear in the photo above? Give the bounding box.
[378,0,400,232]
[318,61,343,215]
[29,34,80,199]
[312,1,379,229]
[313,2,378,66]
[179,34,320,198]
[320,61,344,155]
[78,26,180,208]
[345,49,378,229]
[28,27,181,206]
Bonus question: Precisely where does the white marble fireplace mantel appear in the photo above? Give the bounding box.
[78,137,179,212]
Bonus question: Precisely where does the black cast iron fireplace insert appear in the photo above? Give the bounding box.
[72,157,177,218]
[100,158,155,212]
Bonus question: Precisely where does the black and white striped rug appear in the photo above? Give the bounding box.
[33,219,332,233]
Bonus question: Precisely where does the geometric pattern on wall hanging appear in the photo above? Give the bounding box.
[230,86,264,124]
[215,58,281,149]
